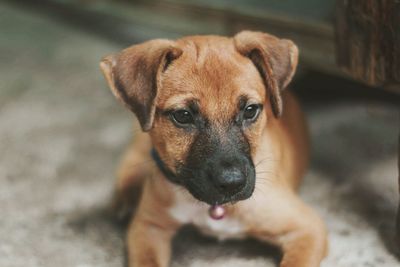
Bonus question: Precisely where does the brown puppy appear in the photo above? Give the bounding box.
[100,31,328,267]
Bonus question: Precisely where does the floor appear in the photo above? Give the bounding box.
[0,2,399,267]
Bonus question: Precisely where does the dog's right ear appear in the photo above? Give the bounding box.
[100,40,182,131]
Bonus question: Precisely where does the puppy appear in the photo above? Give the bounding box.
[100,31,328,267]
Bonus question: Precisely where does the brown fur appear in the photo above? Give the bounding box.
[100,31,328,267]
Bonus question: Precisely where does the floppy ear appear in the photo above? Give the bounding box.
[100,39,182,131]
[233,31,298,117]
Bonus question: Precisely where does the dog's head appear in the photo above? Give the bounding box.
[100,31,298,205]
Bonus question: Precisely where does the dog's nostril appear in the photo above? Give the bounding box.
[215,168,246,194]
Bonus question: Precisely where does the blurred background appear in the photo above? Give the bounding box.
[0,1,399,267]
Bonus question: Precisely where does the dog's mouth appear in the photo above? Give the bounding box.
[182,175,256,206]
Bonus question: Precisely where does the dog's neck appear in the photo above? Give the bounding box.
[151,148,181,185]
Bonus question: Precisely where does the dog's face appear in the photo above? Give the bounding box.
[100,31,298,205]
[150,40,266,204]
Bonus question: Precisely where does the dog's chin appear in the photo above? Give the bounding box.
[185,182,255,206]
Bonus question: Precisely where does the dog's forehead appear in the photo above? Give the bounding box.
[158,36,265,116]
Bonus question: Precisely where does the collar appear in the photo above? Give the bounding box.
[150,148,181,185]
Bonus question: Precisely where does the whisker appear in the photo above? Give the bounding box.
[254,156,279,167]
[256,170,275,175]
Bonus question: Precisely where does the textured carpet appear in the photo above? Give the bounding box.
[0,3,399,267]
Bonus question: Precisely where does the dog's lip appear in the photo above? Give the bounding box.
[180,174,255,205]
[220,180,255,204]
[208,184,254,206]
[219,191,251,205]
[187,185,247,206]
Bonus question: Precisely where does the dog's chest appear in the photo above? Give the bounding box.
[168,196,246,240]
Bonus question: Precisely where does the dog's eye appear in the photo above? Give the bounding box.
[171,109,194,126]
[243,104,261,121]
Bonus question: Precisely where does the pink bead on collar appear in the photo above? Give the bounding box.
[208,205,226,220]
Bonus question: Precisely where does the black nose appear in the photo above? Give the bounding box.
[214,167,246,194]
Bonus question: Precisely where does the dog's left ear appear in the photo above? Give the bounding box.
[100,39,182,131]
[233,31,298,117]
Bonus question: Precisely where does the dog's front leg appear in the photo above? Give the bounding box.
[274,203,328,267]
[245,188,328,267]
[278,220,327,267]
[127,216,177,267]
